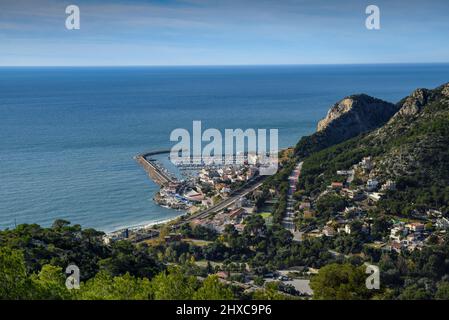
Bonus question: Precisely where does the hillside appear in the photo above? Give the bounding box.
[297,82,449,215]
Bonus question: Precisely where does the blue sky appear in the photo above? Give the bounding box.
[1,0,448,66]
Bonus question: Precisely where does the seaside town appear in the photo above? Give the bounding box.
[105,152,269,242]
[108,152,448,252]
[154,158,259,213]
[100,148,440,298]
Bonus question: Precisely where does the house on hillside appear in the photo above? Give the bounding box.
[322,226,336,237]
[366,179,379,191]
[330,182,344,190]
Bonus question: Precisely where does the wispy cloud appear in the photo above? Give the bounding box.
[0,0,448,66]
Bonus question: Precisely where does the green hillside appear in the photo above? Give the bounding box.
[298,83,449,216]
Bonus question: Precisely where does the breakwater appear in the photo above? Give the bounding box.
[134,150,174,186]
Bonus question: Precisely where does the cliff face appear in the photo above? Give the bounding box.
[316,94,398,134]
[395,88,432,117]
[394,83,449,117]
[295,94,399,158]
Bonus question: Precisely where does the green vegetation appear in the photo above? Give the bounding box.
[252,281,294,300]
[0,244,237,300]
[0,247,32,299]
[316,194,347,219]
[193,275,234,300]
[0,222,240,300]
[179,224,218,241]
[0,219,336,300]
[310,263,371,300]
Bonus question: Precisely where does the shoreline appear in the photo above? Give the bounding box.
[105,212,187,235]
[107,147,291,235]
[104,150,184,235]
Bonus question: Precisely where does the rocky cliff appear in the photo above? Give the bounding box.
[316,94,398,133]
[295,94,399,158]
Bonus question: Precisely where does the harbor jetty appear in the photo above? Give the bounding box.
[134,150,174,186]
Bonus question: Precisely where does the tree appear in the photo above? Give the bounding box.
[252,282,288,300]
[51,219,71,230]
[399,284,431,300]
[206,261,214,274]
[315,194,347,220]
[0,247,31,299]
[98,241,162,278]
[150,266,198,300]
[243,215,267,245]
[253,276,265,287]
[31,264,71,300]
[0,222,109,280]
[76,270,153,300]
[193,275,234,300]
[310,263,370,300]
[435,281,449,300]
[370,216,391,240]
[224,224,238,240]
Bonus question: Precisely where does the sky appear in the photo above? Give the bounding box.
[0,0,448,66]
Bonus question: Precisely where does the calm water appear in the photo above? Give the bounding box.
[1,64,448,232]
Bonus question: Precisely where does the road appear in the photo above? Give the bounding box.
[282,162,303,239]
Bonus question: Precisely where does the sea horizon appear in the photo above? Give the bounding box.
[1,62,449,68]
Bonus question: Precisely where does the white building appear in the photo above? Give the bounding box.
[360,157,373,171]
[390,226,406,241]
[366,179,379,191]
[344,224,352,234]
[247,153,259,165]
[368,192,383,202]
[337,170,355,176]
[436,217,449,229]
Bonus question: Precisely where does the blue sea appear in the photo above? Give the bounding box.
[1,64,448,232]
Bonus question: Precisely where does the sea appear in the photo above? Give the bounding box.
[1,64,448,232]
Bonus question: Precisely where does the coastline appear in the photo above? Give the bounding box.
[105,212,187,235]
[106,147,291,236]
